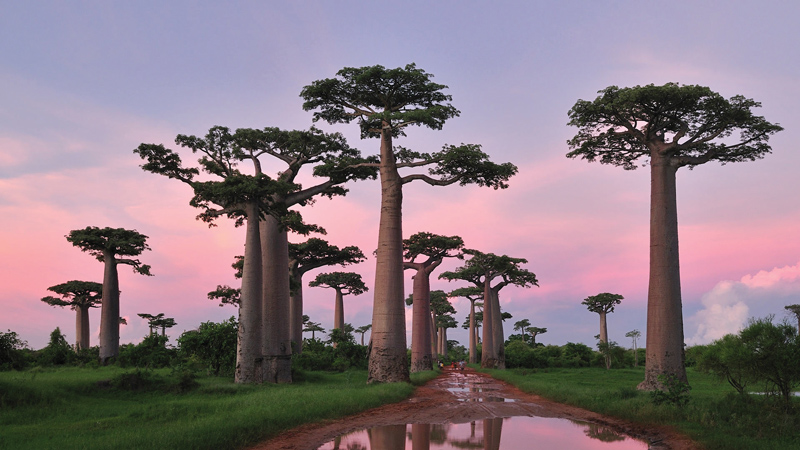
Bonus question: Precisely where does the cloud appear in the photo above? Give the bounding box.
[687,262,800,345]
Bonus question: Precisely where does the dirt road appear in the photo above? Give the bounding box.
[250,368,699,450]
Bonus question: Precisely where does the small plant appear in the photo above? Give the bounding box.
[650,374,691,407]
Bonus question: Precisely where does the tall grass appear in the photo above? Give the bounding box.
[0,367,425,450]
[483,366,800,450]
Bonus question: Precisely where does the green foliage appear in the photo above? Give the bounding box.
[309,271,368,296]
[0,329,29,371]
[66,226,152,275]
[37,328,74,366]
[650,373,691,408]
[403,232,464,263]
[293,333,368,372]
[696,317,800,406]
[581,292,623,314]
[117,334,177,369]
[567,83,783,170]
[505,340,547,369]
[178,318,238,377]
[41,280,103,309]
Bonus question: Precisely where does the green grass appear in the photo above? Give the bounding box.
[482,366,800,450]
[0,367,430,450]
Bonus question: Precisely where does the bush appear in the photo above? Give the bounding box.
[37,327,74,366]
[0,329,29,370]
[505,340,548,369]
[117,334,177,368]
[178,317,237,377]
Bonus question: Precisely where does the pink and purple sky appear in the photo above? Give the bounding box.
[2,2,799,350]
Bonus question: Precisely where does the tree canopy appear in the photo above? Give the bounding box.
[66,227,152,275]
[567,83,783,170]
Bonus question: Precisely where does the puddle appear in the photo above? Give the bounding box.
[317,417,649,449]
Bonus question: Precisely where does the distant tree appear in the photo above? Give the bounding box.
[785,304,800,333]
[451,286,483,363]
[309,272,368,332]
[403,232,464,372]
[303,321,325,340]
[567,83,782,389]
[436,314,458,358]
[137,313,164,335]
[154,317,176,337]
[355,324,372,346]
[289,238,365,353]
[66,226,152,364]
[582,293,623,369]
[528,327,547,346]
[513,319,531,340]
[302,64,517,383]
[41,280,102,351]
[440,250,538,369]
[626,329,642,367]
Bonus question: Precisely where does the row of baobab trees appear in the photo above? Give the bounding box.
[41,63,783,392]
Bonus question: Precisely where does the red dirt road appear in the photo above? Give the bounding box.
[250,368,700,450]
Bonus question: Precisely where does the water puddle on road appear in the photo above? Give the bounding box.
[317,417,649,449]
[317,371,649,449]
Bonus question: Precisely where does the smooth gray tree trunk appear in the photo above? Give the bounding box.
[639,152,688,390]
[261,215,292,383]
[235,203,263,383]
[99,252,120,364]
[410,267,434,372]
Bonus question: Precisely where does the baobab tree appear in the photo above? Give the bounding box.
[437,314,458,358]
[302,64,517,383]
[309,272,368,331]
[41,280,102,351]
[528,327,547,346]
[303,321,325,340]
[626,329,642,367]
[451,286,483,363]
[513,319,531,343]
[567,83,782,389]
[355,324,372,346]
[403,232,464,372]
[136,126,375,383]
[441,250,537,369]
[582,293,623,369]
[289,238,365,353]
[137,313,164,335]
[66,227,152,364]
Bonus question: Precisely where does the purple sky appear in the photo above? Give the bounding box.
[2,2,799,350]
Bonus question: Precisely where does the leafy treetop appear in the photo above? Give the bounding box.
[41,280,103,309]
[66,227,152,275]
[309,272,369,296]
[567,83,783,170]
[582,293,624,314]
[439,249,538,290]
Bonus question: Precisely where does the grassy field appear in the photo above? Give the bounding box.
[0,367,437,450]
[482,366,800,450]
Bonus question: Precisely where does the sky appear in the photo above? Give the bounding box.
[1,1,799,351]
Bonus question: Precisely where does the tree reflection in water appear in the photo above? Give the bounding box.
[318,416,647,449]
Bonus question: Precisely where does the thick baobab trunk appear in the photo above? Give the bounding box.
[440,327,448,358]
[410,268,434,372]
[75,305,90,351]
[333,289,345,331]
[368,130,409,383]
[599,311,610,369]
[235,205,263,383]
[639,154,687,390]
[489,287,505,369]
[483,417,503,450]
[430,312,438,358]
[469,299,477,363]
[289,268,304,354]
[99,253,119,364]
[261,215,292,383]
[481,281,496,368]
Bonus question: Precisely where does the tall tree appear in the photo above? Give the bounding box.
[136,126,374,383]
[289,238,365,352]
[436,314,458,358]
[440,249,537,369]
[137,313,164,335]
[582,293,623,370]
[303,321,325,340]
[355,324,372,346]
[452,286,483,363]
[41,280,103,351]
[626,329,642,367]
[309,272,368,331]
[403,232,464,372]
[567,83,782,389]
[513,319,530,340]
[66,227,152,364]
[785,305,800,334]
[302,64,517,383]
